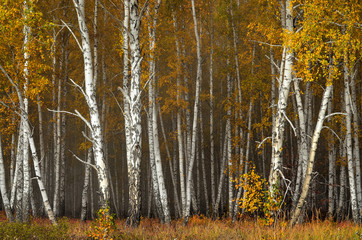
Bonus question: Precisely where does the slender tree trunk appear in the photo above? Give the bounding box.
[147,111,164,221]
[270,0,293,193]
[184,0,202,224]
[173,13,186,217]
[73,0,110,210]
[327,93,336,220]
[290,83,333,226]
[213,132,228,218]
[53,64,62,217]
[159,108,181,218]
[200,109,209,215]
[337,141,347,222]
[292,79,308,207]
[343,59,359,223]
[350,71,362,218]
[0,132,14,221]
[81,148,92,221]
[0,62,57,224]
[240,102,252,215]
[226,62,233,218]
[124,0,142,226]
[209,3,216,210]
[147,0,170,223]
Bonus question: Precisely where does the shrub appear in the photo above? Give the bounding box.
[87,205,116,239]
[0,217,68,239]
[235,165,283,225]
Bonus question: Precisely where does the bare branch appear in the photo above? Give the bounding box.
[69,78,90,106]
[47,108,92,131]
[69,150,98,172]
[322,126,342,142]
[249,40,282,47]
[81,131,93,143]
[283,112,297,136]
[60,19,83,52]
[324,112,347,120]
[256,136,272,149]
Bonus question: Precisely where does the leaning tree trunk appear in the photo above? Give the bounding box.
[0,64,57,225]
[289,83,333,226]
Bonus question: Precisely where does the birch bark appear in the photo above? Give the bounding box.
[290,83,333,226]
[81,148,91,221]
[125,0,143,226]
[270,0,293,192]
[0,132,14,221]
[343,60,359,223]
[173,13,186,217]
[351,72,362,217]
[72,0,110,208]
[184,0,202,224]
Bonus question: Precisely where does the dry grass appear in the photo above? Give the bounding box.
[0,212,361,239]
[67,215,361,239]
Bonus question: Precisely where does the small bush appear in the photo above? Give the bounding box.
[235,165,283,225]
[87,205,116,239]
[0,217,68,239]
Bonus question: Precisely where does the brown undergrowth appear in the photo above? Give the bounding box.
[0,212,361,239]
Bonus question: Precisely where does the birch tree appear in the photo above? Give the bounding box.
[72,0,110,209]
[269,0,293,193]
[183,0,202,224]
[119,0,143,226]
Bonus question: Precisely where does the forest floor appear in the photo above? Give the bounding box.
[0,212,361,239]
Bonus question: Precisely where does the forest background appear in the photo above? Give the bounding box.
[0,0,361,231]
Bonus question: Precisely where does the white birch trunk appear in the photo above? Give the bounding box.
[125,0,142,226]
[209,4,216,209]
[270,0,293,192]
[292,79,308,207]
[0,63,57,224]
[240,102,252,215]
[200,109,209,215]
[73,0,110,208]
[0,132,14,221]
[81,148,91,221]
[147,111,164,221]
[158,106,182,218]
[21,0,31,222]
[213,131,228,218]
[350,73,362,218]
[173,13,186,217]
[148,0,170,223]
[290,83,333,226]
[343,60,359,223]
[337,141,347,221]
[327,94,336,220]
[184,0,202,224]
[37,98,46,190]
[53,71,62,217]
[10,122,23,211]
[226,63,233,218]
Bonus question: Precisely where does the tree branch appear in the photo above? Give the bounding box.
[69,150,98,172]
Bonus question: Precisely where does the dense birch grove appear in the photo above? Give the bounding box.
[0,0,361,227]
